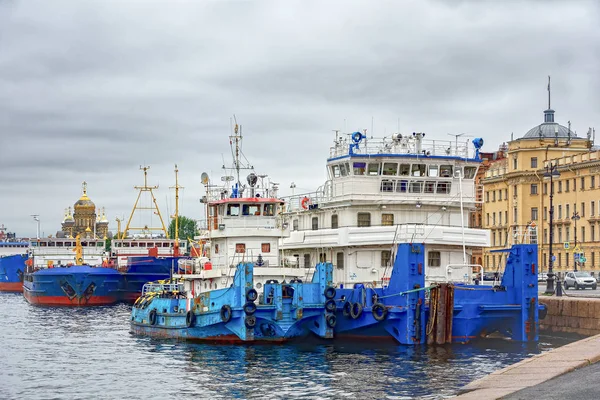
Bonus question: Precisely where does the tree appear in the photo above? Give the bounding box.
[169,216,198,241]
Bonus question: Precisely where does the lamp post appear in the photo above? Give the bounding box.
[544,162,560,295]
[31,214,40,240]
[572,211,580,272]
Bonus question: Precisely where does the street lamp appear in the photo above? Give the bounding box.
[31,214,40,240]
[543,162,560,295]
[572,211,580,272]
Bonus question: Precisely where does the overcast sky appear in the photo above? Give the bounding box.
[1,0,599,237]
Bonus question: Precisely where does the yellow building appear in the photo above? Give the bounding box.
[482,103,597,273]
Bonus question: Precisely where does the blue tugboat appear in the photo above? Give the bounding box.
[333,242,545,344]
[23,236,122,306]
[131,261,334,342]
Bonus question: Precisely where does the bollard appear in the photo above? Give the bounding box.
[556,278,563,297]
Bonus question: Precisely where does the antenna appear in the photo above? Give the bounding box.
[122,165,169,239]
[170,164,184,252]
[547,75,551,110]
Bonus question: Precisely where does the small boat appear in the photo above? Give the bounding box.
[23,235,121,306]
[130,260,335,342]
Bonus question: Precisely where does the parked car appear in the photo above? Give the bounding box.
[538,273,548,282]
[564,271,597,290]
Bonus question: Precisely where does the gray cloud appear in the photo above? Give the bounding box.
[1,0,599,236]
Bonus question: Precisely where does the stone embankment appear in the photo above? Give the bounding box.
[540,296,600,336]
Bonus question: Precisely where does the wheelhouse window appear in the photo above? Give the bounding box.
[227,204,240,216]
[331,214,338,229]
[332,165,341,178]
[428,165,439,177]
[312,217,318,230]
[353,162,366,175]
[242,204,261,216]
[367,163,380,176]
[437,182,451,194]
[424,181,436,193]
[399,164,410,176]
[292,219,298,231]
[382,162,398,176]
[380,180,394,192]
[463,166,477,179]
[396,180,408,193]
[357,213,371,227]
[264,204,275,216]
[428,251,441,267]
[340,163,349,177]
[235,243,246,253]
[382,213,394,226]
[440,165,453,177]
[304,254,311,268]
[411,164,426,177]
[261,243,271,253]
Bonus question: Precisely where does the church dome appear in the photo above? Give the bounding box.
[521,109,580,140]
[74,182,95,209]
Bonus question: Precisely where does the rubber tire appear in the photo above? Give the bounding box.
[220,305,232,323]
[326,314,337,328]
[246,288,258,302]
[350,302,363,319]
[325,299,336,313]
[593,284,597,290]
[245,315,256,329]
[186,310,196,328]
[342,301,352,318]
[575,283,580,290]
[149,309,157,326]
[372,303,388,322]
[243,301,257,315]
[324,286,336,300]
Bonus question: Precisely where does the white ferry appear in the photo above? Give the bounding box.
[279,131,490,287]
[28,237,106,269]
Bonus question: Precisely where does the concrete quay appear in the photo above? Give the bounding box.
[454,333,600,399]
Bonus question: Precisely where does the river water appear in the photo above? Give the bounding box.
[0,293,574,399]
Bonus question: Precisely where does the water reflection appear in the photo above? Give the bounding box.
[0,293,575,400]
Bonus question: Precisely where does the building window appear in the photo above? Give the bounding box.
[566,180,570,192]
[357,213,371,227]
[592,252,596,267]
[531,207,538,221]
[513,207,517,224]
[513,185,517,198]
[573,178,577,191]
[499,190,502,201]
[566,204,570,219]
[428,251,441,267]
[493,191,496,202]
[504,189,508,199]
[544,206,548,221]
[336,252,344,269]
[312,217,318,230]
[499,212,502,226]
[582,227,586,243]
[530,184,538,195]
[592,225,596,242]
[566,227,570,242]
[592,176,596,188]
[531,157,538,168]
[592,201,596,217]
[581,177,585,190]
[558,227,562,243]
[493,213,496,225]
[513,158,517,170]
[293,219,298,231]
[505,211,508,223]
[544,228,548,244]
[304,254,311,268]
[486,213,490,226]
[381,250,392,267]
[558,205,562,219]
[331,214,338,229]
[543,253,547,268]
[261,243,271,253]
[581,202,586,217]
[235,243,246,253]
[558,181,562,193]
[382,213,394,226]
[486,192,489,202]
[543,183,548,195]
[492,231,496,246]
[566,253,570,268]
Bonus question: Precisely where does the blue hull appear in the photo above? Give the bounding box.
[120,256,184,302]
[23,266,122,306]
[0,254,27,292]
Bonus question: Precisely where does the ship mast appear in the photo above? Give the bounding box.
[170,164,183,253]
[122,166,169,238]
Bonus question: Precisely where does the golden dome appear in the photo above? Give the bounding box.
[74,182,95,209]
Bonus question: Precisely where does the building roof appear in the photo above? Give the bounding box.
[521,108,582,140]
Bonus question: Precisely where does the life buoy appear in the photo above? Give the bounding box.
[245,315,256,329]
[149,309,157,325]
[220,305,232,323]
[350,302,363,319]
[324,286,336,300]
[372,303,388,322]
[301,196,311,210]
[326,314,337,328]
[325,299,336,313]
[243,301,257,315]
[186,310,196,327]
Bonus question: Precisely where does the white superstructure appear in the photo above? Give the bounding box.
[280,131,491,287]
[28,237,106,269]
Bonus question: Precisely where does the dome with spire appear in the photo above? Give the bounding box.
[74,181,95,209]
[521,109,579,139]
[62,207,75,226]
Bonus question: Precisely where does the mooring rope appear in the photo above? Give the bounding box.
[377,284,439,300]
